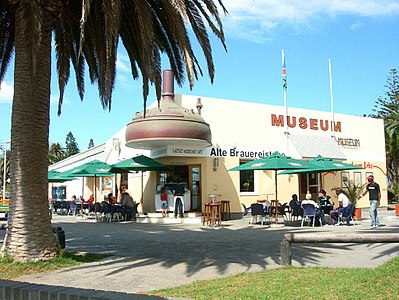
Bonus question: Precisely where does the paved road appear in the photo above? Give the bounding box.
[1,208,398,295]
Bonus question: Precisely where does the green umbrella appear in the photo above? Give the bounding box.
[109,155,167,173]
[229,151,312,203]
[48,170,76,183]
[65,160,114,212]
[67,160,113,177]
[279,155,363,175]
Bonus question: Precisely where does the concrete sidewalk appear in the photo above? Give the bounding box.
[1,207,398,296]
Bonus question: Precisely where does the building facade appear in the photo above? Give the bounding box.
[50,93,387,216]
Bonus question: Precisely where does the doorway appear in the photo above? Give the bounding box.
[159,165,202,211]
[299,173,321,200]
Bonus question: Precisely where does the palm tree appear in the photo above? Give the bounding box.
[48,143,69,165]
[0,1,226,261]
[372,69,399,186]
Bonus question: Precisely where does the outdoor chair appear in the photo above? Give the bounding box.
[68,201,77,216]
[241,203,251,223]
[301,203,322,227]
[278,203,289,220]
[289,201,303,221]
[338,204,359,226]
[250,203,267,225]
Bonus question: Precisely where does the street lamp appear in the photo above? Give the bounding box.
[2,141,10,200]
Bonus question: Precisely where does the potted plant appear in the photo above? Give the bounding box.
[342,180,366,219]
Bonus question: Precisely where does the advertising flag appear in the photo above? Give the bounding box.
[282,49,287,90]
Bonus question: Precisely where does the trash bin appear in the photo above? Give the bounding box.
[52,226,65,249]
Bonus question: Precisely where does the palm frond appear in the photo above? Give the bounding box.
[0,4,15,83]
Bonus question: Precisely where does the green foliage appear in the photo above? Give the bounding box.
[372,68,399,186]
[65,131,80,155]
[88,138,95,149]
[48,143,69,165]
[388,182,399,197]
[151,256,399,300]
[342,180,367,206]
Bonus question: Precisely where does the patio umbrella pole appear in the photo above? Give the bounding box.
[274,171,278,222]
[141,171,144,212]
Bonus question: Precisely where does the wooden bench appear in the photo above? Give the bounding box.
[281,233,399,266]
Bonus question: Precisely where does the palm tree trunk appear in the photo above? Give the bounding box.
[1,12,59,261]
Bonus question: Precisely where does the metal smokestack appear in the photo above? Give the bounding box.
[162,70,174,99]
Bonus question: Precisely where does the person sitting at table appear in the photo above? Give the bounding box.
[107,192,117,205]
[318,189,334,215]
[289,194,303,218]
[301,192,319,208]
[301,192,323,225]
[330,187,352,226]
[86,194,95,213]
[120,191,136,221]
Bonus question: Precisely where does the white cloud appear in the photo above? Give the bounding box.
[350,21,364,30]
[221,0,399,42]
[0,81,13,103]
[116,53,131,73]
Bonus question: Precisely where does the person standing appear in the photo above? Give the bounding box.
[359,175,381,228]
[160,188,168,217]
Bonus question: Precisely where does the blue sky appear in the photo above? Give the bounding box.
[1,0,399,150]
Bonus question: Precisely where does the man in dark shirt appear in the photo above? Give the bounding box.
[359,175,381,228]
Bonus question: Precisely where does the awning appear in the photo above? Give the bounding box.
[288,134,346,160]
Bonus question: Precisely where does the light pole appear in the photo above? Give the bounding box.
[2,141,10,200]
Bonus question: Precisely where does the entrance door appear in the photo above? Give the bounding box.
[189,166,201,211]
[299,173,321,199]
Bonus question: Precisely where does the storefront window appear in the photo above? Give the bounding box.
[239,160,255,193]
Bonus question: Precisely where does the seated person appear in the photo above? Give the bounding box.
[301,192,319,208]
[261,200,270,215]
[289,194,303,217]
[301,192,323,224]
[107,192,117,205]
[318,189,334,215]
[85,194,95,212]
[120,191,136,220]
[330,187,352,225]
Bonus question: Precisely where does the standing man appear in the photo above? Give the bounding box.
[359,175,381,228]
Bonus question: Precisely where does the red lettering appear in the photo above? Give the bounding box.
[333,121,342,132]
[309,118,318,130]
[320,120,329,131]
[287,116,296,128]
[299,117,308,129]
[271,114,284,127]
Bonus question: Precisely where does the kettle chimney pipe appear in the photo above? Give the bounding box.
[162,70,174,99]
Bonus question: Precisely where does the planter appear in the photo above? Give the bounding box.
[354,207,362,220]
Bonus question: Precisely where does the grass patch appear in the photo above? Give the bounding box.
[0,252,111,279]
[150,256,399,300]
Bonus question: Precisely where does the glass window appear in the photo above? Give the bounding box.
[239,160,255,193]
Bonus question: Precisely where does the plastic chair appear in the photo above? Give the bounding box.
[250,203,267,225]
[301,203,322,227]
[241,203,251,223]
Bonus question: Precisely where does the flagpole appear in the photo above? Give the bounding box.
[282,49,289,155]
[329,59,336,138]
